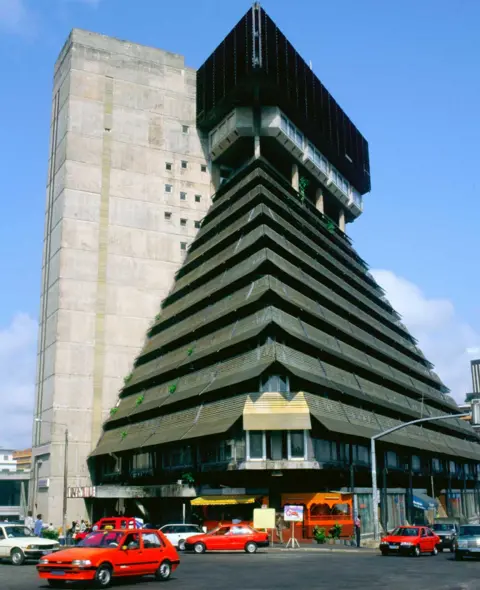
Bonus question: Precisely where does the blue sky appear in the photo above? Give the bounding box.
[0,0,479,446]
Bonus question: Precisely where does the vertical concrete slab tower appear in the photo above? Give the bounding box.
[32,30,211,524]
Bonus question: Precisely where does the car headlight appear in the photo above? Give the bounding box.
[72,560,92,567]
[26,545,40,550]
[380,541,388,545]
[457,541,467,548]
[443,536,450,540]
[400,542,413,546]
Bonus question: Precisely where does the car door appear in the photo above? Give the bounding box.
[116,532,145,576]
[206,526,230,550]
[419,528,430,552]
[141,532,164,574]
[161,526,177,547]
[229,526,250,550]
[0,527,8,558]
[426,528,437,551]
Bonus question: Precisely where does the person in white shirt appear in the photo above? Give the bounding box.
[25,511,34,532]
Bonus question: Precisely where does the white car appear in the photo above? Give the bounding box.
[159,524,204,551]
[0,523,59,565]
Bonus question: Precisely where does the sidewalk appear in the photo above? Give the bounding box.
[265,543,376,553]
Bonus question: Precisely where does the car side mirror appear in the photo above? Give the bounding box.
[121,545,128,551]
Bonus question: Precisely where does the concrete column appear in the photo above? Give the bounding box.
[339,208,346,232]
[211,163,221,193]
[291,163,299,191]
[315,188,324,213]
[254,135,261,158]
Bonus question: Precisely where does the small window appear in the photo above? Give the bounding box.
[195,194,201,203]
[165,184,172,193]
[182,125,189,134]
[181,160,188,169]
[164,212,172,220]
[194,220,201,229]
[248,431,265,460]
[180,218,187,227]
[180,242,187,251]
[289,431,305,459]
[180,192,187,201]
[142,532,161,548]
[165,162,172,171]
[201,164,207,173]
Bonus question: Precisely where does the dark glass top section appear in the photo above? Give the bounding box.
[196,4,371,195]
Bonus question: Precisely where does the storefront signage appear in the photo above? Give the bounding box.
[37,478,49,489]
[254,508,275,530]
[67,486,96,498]
[284,504,304,522]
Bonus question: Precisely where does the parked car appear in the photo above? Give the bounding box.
[453,524,480,561]
[184,524,269,554]
[379,525,440,557]
[0,522,59,565]
[431,522,459,552]
[159,524,204,551]
[37,528,179,587]
[75,517,141,543]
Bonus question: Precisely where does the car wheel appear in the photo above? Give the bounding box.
[413,545,421,557]
[432,546,438,556]
[194,542,206,554]
[245,542,257,554]
[380,549,389,556]
[10,548,25,566]
[155,560,172,581]
[455,552,463,561]
[177,539,186,551]
[438,547,443,552]
[94,563,113,588]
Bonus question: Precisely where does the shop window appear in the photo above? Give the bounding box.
[163,445,192,469]
[201,440,232,464]
[247,431,265,460]
[288,431,306,460]
[411,455,421,472]
[432,458,442,473]
[260,375,289,393]
[352,444,369,465]
[132,452,153,472]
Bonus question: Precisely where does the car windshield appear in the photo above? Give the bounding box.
[432,524,455,532]
[4,526,33,538]
[391,527,419,537]
[460,526,480,537]
[78,531,124,548]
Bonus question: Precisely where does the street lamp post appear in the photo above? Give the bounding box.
[34,418,69,542]
[370,408,479,542]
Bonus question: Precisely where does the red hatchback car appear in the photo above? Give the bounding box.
[380,525,440,557]
[185,524,269,554]
[37,529,179,588]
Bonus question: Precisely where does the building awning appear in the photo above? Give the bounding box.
[243,391,311,430]
[190,495,259,506]
[412,493,438,511]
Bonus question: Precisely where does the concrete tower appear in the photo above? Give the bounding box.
[32,29,211,524]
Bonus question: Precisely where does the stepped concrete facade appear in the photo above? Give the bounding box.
[32,29,212,524]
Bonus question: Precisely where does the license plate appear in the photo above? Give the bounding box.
[389,545,399,549]
[52,571,65,576]
[42,550,52,555]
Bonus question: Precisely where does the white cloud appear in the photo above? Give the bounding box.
[0,313,37,449]
[372,270,480,403]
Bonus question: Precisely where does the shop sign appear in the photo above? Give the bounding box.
[284,504,304,522]
[37,478,49,489]
[67,486,96,498]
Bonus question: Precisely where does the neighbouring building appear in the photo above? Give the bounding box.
[32,28,213,524]
[471,360,480,394]
[88,4,480,537]
[13,449,32,473]
[0,450,16,474]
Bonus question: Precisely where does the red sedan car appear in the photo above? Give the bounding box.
[185,524,269,554]
[380,525,440,557]
[37,529,179,587]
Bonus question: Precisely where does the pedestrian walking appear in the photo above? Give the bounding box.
[276,513,286,544]
[354,514,361,547]
[25,511,34,532]
[80,519,86,533]
[34,514,43,537]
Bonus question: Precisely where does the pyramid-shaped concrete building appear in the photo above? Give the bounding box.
[89,4,480,534]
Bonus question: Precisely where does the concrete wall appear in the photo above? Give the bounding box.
[32,30,211,525]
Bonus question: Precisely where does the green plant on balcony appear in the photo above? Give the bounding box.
[135,394,145,406]
[299,176,309,202]
[182,472,195,486]
[121,431,128,440]
[187,347,194,357]
[312,526,326,544]
[109,407,118,417]
[168,383,177,394]
[155,312,161,321]
[329,522,343,539]
[123,373,133,385]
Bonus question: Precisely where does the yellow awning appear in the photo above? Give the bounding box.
[190,495,258,506]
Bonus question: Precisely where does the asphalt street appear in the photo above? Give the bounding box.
[2,550,480,590]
